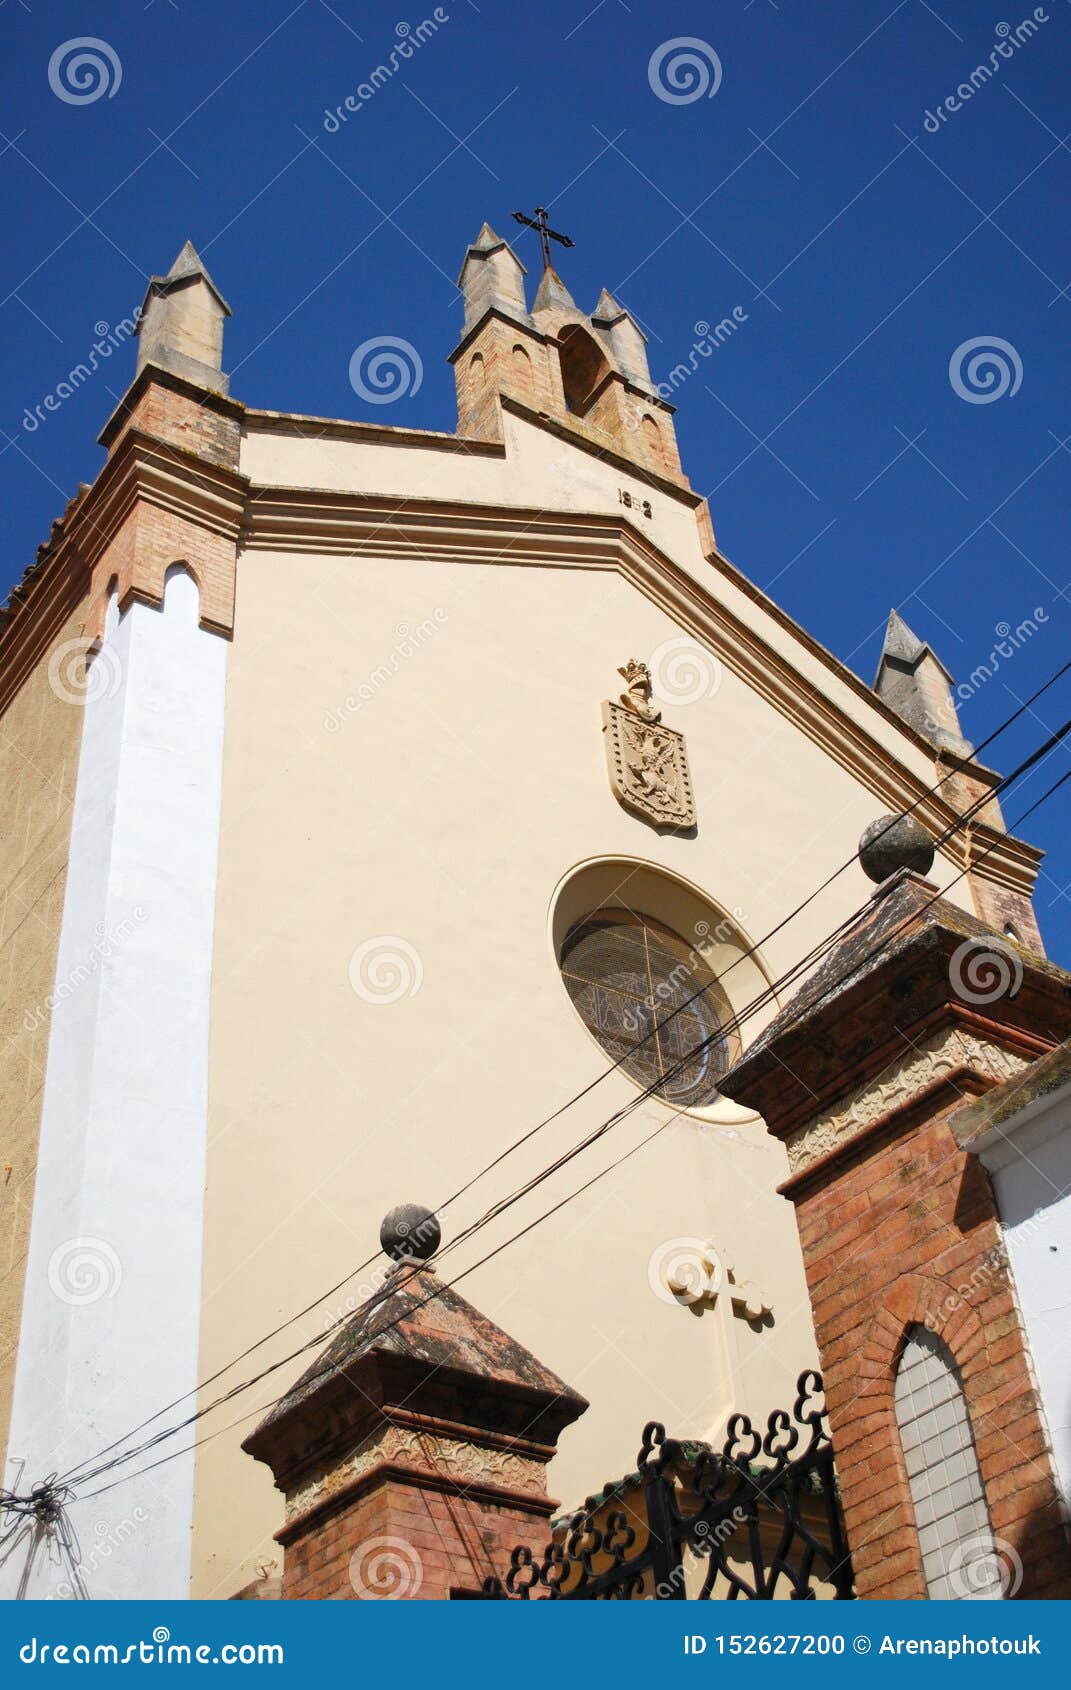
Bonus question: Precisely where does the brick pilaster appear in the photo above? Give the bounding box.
[720,872,1071,1599]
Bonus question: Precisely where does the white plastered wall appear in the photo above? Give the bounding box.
[977,1092,1071,1510]
[2,570,226,1599]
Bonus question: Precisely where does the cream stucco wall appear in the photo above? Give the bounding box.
[191,404,978,1597]
[0,610,85,1466]
[240,404,957,800]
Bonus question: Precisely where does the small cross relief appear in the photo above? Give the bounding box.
[664,1242,772,1323]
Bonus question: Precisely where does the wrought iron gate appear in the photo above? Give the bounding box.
[480,1371,854,1600]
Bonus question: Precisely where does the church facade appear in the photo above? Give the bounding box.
[0,227,1065,1600]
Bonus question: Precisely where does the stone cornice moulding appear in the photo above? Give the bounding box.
[498,392,1007,793]
[240,486,1040,897]
[277,1456,558,1549]
[0,428,249,710]
[0,422,1044,906]
[242,406,506,457]
[242,390,1012,806]
[76,429,247,645]
[79,429,249,568]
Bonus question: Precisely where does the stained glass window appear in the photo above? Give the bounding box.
[561,911,729,1107]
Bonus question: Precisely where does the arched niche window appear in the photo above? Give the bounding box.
[641,412,667,468]
[558,324,610,417]
[560,909,730,1108]
[894,1326,1000,1599]
[469,351,485,384]
[510,344,532,393]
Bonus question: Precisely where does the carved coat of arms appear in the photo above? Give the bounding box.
[602,659,696,830]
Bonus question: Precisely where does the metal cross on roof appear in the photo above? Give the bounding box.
[511,206,574,271]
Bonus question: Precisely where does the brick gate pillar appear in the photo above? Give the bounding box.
[719,871,1071,1599]
[242,1205,587,1600]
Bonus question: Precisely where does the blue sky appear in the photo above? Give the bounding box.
[3,0,1071,952]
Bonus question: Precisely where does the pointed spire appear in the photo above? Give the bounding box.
[874,608,970,754]
[592,287,626,325]
[876,608,953,683]
[589,288,652,388]
[135,237,231,393]
[140,239,232,317]
[456,221,526,281]
[169,238,200,272]
[532,265,576,314]
[880,608,924,668]
[456,221,528,332]
[160,239,231,311]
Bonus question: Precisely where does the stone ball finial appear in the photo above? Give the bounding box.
[858,813,936,884]
[380,1203,440,1263]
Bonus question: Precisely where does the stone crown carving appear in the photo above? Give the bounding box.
[603,658,695,830]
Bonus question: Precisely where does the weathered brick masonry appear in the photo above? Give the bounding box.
[720,872,1071,1599]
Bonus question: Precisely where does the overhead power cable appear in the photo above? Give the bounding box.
[72,753,1071,1510]
[62,894,868,1493]
[56,722,1071,1505]
[51,654,1071,1491]
[52,678,1071,1494]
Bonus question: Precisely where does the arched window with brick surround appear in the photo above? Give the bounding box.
[894,1325,1001,1599]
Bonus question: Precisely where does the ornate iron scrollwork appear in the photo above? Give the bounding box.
[477,1370,854,1602]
